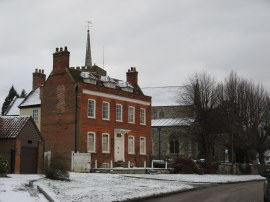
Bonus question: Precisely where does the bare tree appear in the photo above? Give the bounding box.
[182,72,222,163]
[222,72,270,163]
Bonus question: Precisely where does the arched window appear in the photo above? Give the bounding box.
[170,139,179,154]
[159,110,164,118]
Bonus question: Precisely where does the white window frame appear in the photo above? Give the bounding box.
[128,106,135,123]
[102,133,110,153]
[87,132,96,153]
[88,99,96,118]
[102,102,110,120]
[116,104,123,122]
[140,108,146,125]
[140,137,146,155]
[128,136,135,154]
[32,109,39,124]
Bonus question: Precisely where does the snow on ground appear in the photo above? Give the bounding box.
[0,173,265,202]
[124,174,265,183]
[0,174,47,202]
[34,173,264,202]
[34,173,192,202]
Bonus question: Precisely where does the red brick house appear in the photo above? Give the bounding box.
[0,116,43,174]
[41,47,152,169]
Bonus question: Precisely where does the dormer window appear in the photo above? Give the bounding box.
[80,72,97,85]
[117,81,134,93]
[101,76,116,89]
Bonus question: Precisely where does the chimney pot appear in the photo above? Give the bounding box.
[53,46,70,73]
[126,67,138,87]
[64,46,68,51]
[42,69,44,74]
[33,69,46,90]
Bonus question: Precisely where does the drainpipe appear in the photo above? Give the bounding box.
[75,84,78,153]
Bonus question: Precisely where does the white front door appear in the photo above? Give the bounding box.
[114,133,125,162]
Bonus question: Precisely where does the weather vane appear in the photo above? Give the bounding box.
[86,21,92,30]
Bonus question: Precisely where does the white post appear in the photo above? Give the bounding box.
[71,151,74,171]
[225,148,229,163]
[110,160,113,168]
[165,161,168,169]
[151,160,154,168]
[128,161,130,168]
[95,160,97,169]
[144,161,146,168]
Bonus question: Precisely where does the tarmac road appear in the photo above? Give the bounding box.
[139,181,264,202]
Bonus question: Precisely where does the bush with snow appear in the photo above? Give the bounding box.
[44,156,70,181]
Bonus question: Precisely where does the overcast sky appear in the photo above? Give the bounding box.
[1,0,270,108]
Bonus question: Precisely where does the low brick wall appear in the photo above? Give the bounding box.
[91,168,170,174]
[218,163,260,175]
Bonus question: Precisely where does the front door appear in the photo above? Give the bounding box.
[20,147,37,174]
[114,133,125,162]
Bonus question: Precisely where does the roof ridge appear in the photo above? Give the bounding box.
[142,86,184,89]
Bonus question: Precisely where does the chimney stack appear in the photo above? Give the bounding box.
[33,68,46,90]
[126,67,138,87]
[53,46,70,73]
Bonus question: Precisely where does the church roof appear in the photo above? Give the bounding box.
[142,86,184,107]
[152,118,193,127]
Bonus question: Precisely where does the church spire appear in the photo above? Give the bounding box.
[85,22,92,67]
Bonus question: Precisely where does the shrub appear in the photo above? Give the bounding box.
[171,156,202,174]
[0,156,9,176]
[44,156,70,181]
[196,160,220,174]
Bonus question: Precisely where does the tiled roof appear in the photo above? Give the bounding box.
[152,118,193,127]
[68,68,145,96]
[4,97,24,116]
[0,116,30,138]
[68,68,83,83]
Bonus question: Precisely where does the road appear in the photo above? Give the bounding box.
[140,181,264,202]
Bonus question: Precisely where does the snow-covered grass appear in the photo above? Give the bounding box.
[0,175,47,202]
[0,173,264,202]
[34,173,264,202]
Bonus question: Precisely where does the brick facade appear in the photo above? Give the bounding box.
[41,47,152,169]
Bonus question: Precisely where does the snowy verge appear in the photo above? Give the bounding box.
[34,173,264,202]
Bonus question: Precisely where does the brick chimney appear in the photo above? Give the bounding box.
[33,69,46,90]
[126,67,138,87]
[53,46,70,73]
